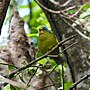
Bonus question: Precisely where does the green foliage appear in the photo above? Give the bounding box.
[72,8,90,33]
[3,0,83,90]
[14,0,68,89]
[37,58,47,65]
[83,2,90,10]
[4,84,19,90]
[4,84,11,90]
[8,64,16,70]
[19,5,29,9]
[64,81,73,90]
[67,9,77,14]
[19,0,51,46]
[80,8,90,18]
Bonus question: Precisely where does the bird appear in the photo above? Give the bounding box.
[38,26,60,64]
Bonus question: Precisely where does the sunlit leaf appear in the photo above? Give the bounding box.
[23,15,29,22]
[65,81,73,90]
[83,2,90,10]
[27,33,38,37]
[19,5,29,9]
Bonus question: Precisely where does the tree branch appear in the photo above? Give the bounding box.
[0,0,11,34]
[9,34,77,79]
[69,74,90,90]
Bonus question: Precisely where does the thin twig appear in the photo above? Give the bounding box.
[0,63,18,69]
[35,0,61,14]
[47,42,78,90]
[70,4,85,18]
[86,60,90,66]
[62,17,90,41]
[61,0,72,7]
[48,42,78,58]
[48,64,58,75]
[35,0,76,14]
[36,0,90,41]
[9,34,77,78]
[62,6,76,13]
[60,42,78,54]
[38,82,59,90]
[0,75,26,89]
[49,0,72,7]
[69,74,90,90]
[43,68,57,90]
[62,63,64,90]
[49,0,59,5]
[24,67,38,90]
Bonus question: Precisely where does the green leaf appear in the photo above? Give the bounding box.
[19,5,29,9]
[4,84,11,90]
[8,64,16,70]
[36,52,43,58]
[38,58,47,65]
[23,15,29,22]
[55,65,62,71]
[27,33,38,37]
[4,84,20,90]
[80,12,90,18]
[65,81,73,90]
[67,9,77,14]
[49,59,56,66]
[10,85,20,90]
[83,2,90,10]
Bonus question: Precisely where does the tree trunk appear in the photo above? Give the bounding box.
[0,0,10,34]
[38,0,90,90]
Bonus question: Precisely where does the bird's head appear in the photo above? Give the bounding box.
[39,26,51,35]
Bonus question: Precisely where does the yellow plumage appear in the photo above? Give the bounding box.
[38,26,59,56]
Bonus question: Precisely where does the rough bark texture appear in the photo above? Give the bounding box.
[0,9,58,90]
[0,9,36,73]
[38,0,90,90]
[0,0,10,34]
[7,10,35,68]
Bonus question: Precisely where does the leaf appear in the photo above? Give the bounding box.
[79,7,90,19]
[23,15,29,22]
[65,81,73,90]
[49,59,56,66]
[10,85,20,90]
[36,52,43,58]
[38,58,47,65]
[4,84,11,90]
[67,9,77,14]
[19,5,29,9]
[27,33,38,37]
[4,84,19,90]
[83,2,90,10]
[8,64,16,70]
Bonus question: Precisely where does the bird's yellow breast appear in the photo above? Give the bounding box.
[38,31,59,55]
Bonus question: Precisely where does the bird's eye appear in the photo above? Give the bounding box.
[39,28,42,31]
